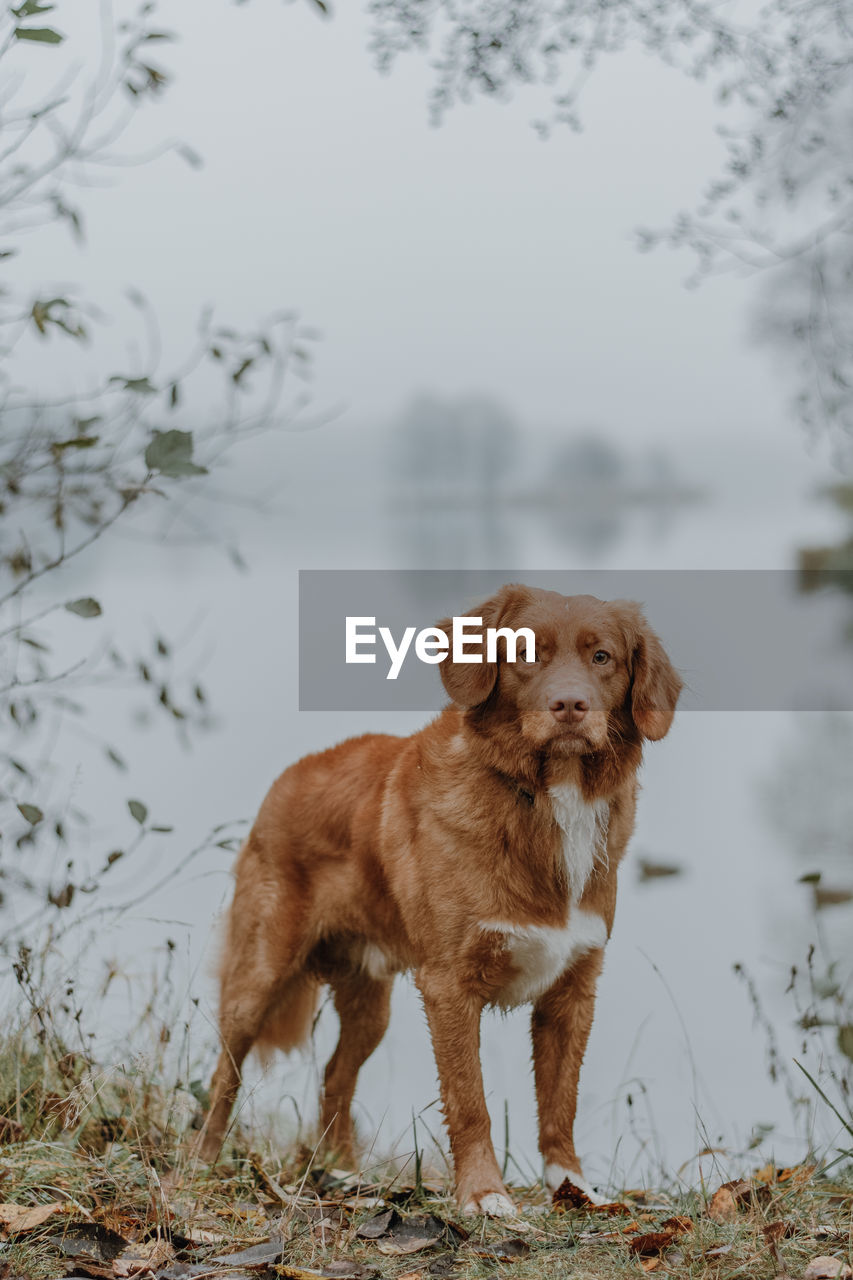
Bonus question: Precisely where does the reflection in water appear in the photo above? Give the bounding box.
[798,483,853,586]
[761,715,853,876]
[387,395,705,566]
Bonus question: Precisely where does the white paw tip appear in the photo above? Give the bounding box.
[464,1192,516,1217]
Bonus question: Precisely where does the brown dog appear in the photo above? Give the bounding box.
[198,586,681,1213]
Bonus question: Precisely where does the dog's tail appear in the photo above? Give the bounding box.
[254,972,322,1065]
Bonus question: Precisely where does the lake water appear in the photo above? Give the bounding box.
[9,416,853,1194]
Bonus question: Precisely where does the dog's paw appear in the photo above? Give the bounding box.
[462,1191,517,1217]
[545,1164,610,1206]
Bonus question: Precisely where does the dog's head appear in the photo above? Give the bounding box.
[437,585,682,755]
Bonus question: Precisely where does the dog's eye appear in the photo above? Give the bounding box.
[592,650,610,665]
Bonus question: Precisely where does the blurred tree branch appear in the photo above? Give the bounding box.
[0,1,314,929]
[353,0,853,447]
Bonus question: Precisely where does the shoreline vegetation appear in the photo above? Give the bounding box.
[1,1027,851,1280]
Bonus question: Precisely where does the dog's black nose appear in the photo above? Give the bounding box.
[549,696,589,724]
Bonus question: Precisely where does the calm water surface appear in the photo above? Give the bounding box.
[14,421,853,1191]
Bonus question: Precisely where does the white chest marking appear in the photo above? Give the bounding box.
[482,909,608,1009]
[548,782,610,902]
[479,785,610,1009]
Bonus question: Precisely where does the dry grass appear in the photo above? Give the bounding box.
[1,956,851,1280]
[1,1042,851,1280]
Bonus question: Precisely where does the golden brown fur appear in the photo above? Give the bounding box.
[197,586,682,1213]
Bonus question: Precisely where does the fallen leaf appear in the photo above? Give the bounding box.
[183,1227,228,1243]
[210,1237,286,1267]
[639,1259,662,1273]
[470,1237,530,1261]
[373,1213,466,1256]
[622,1190,676,1209]
[356,1208,400,1240]
[764,1221,795,1243]
[276,1269,352,1280]
[578,1223,640,1241]
[629,1231,681,1256]
[0,1201,64,1232]
[804,1258,853,1280]
[112,1238,175,1277]
[318,1265,379,1279]
[706,1187,738,1222]
[425,1252,460,1275]
[71,1262,115,1279]
[659,1215,693,1233]
[552,1178,596,1210]
[377,1236,441,1257]
[46,1221,129,1264]
[756,1163,816,1187]
[552,1178,627,1212]
[705,1243,734,1258]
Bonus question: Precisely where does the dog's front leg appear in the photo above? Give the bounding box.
[531,947,609,1205]
[416,968,514,1216]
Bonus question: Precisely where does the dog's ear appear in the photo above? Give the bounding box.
[615,602,682,740]
[437,583,532,709]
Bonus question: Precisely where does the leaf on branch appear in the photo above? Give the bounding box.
[53,435,99,452]
[48,882,75,909]
[109,374,157,394]
[17,803,43,825]
[52,195,84,243]
[144,429,208,478]
[14,24,63,43]
[31,296,86,340]
[12,0,55,15]
[127,799,148,825]
[65,597,102,618]
[838,1025,853,1061]
[175,143,203,169]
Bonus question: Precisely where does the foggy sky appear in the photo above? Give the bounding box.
[7,0,812,454]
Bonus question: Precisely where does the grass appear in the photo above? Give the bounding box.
[1,1035,852,1280]
[1,942,852,1279]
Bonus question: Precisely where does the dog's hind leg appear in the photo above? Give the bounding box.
[320,970,393,1164]
[196,866,314,1162]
